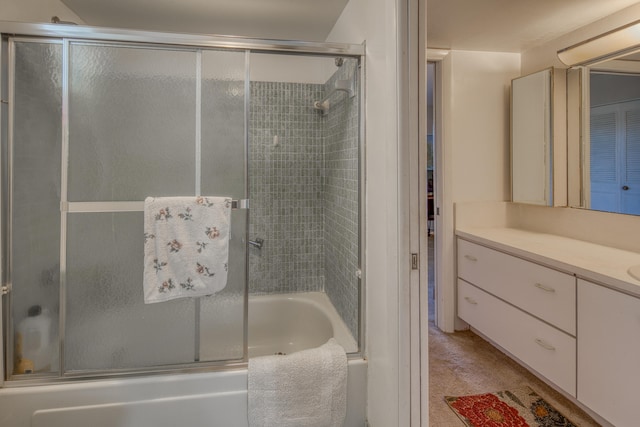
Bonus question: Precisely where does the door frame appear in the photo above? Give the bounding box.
[426,49,450,332]
[398,0,427,424]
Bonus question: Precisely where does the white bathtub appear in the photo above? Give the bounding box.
[0,292,366,427]
[247,292,359,357]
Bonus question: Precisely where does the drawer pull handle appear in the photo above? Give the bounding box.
[535,338,556,351]
[534,283,556,293]
[464,296,478,305]
[464,254,478,262]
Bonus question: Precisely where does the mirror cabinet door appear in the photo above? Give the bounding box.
[511,68,553,206]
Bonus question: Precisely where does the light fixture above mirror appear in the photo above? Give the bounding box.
[558,19,640,67]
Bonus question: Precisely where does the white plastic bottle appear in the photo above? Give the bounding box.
[16,305,52,373]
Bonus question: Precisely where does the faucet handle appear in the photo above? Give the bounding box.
[249,238,264,250]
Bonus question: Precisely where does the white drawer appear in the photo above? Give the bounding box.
[457,239,576,335]
[458,279,576,396]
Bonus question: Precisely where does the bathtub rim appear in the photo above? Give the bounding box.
[2,351,366,389]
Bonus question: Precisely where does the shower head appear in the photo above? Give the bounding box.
[51,16,78,25]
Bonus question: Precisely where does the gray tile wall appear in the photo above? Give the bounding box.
[249,82,326,294]
[248,65,360,340]
[323,60,360,339]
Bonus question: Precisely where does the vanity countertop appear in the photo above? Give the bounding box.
[456,227,640,298]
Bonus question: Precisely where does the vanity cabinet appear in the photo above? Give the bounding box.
[457,239,575,334]
[457,239,577,396]
[577,279,640,427]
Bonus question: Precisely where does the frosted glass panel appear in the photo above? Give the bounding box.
[201,50,246,197]
[199,50,247,361]
[199,211,246,361]
[65,213,195,371]
[11,41,63,376]
[67,44,197,201]
[8,40,250,378]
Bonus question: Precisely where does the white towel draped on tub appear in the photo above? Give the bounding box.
[143,196,231,304]
[248,338,347,427]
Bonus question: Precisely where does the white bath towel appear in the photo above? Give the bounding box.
[143,196,231,304]
[248,338,347,427]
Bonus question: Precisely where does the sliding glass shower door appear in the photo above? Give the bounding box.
[7,38,248,378]
[10,40,64,377]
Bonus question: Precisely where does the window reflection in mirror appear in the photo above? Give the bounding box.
[582,51,640,215]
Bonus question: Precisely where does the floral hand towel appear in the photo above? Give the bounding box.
[143,196,232,304]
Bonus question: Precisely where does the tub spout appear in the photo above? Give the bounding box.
[249,238,264,250]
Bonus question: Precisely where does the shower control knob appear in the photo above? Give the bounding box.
[249,238,264,250]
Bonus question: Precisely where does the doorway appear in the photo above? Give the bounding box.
[426,61,437,323]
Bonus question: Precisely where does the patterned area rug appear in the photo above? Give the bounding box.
[445,386,577,427]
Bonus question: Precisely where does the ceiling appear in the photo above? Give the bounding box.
[60,0,351,41]
[61,0,640,52]
[425,1,640,115]
[427,0,640,53]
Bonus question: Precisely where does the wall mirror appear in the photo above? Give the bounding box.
[511,68,553,206]
[561,21,640,215]
[569,50,640,215]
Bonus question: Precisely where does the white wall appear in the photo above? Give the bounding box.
[448,51,518,203]
[327,0,406,425]
[438,50,520,332]
[0,0,83,24]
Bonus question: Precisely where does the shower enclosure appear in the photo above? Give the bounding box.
[0,22,364,385]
